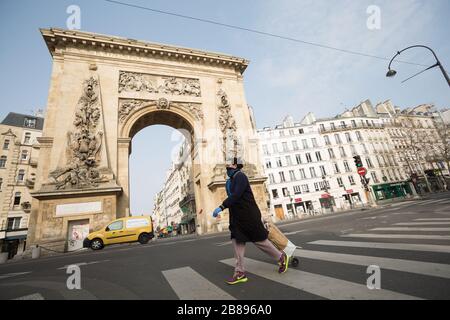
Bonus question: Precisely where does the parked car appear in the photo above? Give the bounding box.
[83,216,154,250]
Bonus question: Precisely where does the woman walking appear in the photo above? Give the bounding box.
[212,157,288,285]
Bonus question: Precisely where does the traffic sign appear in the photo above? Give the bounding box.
[357,167,367,176]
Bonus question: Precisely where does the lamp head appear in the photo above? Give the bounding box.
[386,69,397,77]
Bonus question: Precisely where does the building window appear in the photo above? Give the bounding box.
[315,151,322,161]
[311,138,318,147]
[7,217,22,230]
[282,142,289,152]
[328,148,335,159]
[305,153,312,163]
[3,139,10,150]
[289,170,296,181]
[21,150,28,161]
[282,187,289,197]
[0,156,6,168]
[350,145,357,156]
[17,169,25,182]
[299,169,306,179]
[24,118,36,128]
[293,185,302,194]
[309,167,317,178]
[299,128,304,134]
[14,192,21,205]
[272,143,278,153]
[348,175,356,185]
[292,140,299,150]
[356,131,363,141]
[366,157,374,168]
[279,172,286,182]
[276,157,282,167]
[334,134,342,144]
[272,189,279,198]
[24,132,31,144]
[319,124,325,132]
[371,172,379,183]
[280,131,285,137]
[289,129,294,136]
[319,165,326,176]
[344,161,351,172]
[262,144,269,155]
[351,120,357,128]
[340,121,347,129]
[301,184,310,193]
[324,135,331,145]
[268,173,275,184]
[295,154,302,165]
[337,177,344,187]
[302,139,309,149]
[265,160,272,169]
[286,156,293,166]
[339,146,347,157]
[333,163,340,174]
[331,123,336,130]
[345,132,352,143]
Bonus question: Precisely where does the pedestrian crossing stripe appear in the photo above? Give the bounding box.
[220,258,420,300]
[293,248,450,279]
[342,234,450,240]
[394,222,450,226]
[308,240,450,253]
[162,266,235,300]
[370,227,450,232]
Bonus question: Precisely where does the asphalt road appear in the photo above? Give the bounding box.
[1,192,449,300]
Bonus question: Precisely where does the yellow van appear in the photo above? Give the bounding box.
[83,216,154,250]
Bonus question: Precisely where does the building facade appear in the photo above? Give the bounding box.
[257,99,431,221]
[0,113,43,259]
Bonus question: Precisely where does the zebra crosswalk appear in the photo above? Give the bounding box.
[162,213,450,300]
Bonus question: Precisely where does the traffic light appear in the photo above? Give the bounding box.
[353,155,363,168]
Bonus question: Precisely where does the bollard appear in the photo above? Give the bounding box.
[0,252,8,264]
[31,245,41,259]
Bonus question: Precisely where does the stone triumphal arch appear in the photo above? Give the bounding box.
[27,28,268,253]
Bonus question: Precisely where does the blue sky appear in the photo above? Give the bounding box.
[1,0,449,215]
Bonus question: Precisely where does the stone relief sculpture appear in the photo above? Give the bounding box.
[217,88,239,162]
[49,77,106,189]
[118,71,201,97]
[118,98,204,123]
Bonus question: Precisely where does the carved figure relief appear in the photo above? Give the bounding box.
[49,77,106,189]
[118,98,204,123]
[118,71,201,97]
[217,88,239,161]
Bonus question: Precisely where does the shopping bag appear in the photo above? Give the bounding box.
[266,220,288,251]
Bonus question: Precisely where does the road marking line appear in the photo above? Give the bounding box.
[220,258,420,300]
[284,230,305,235]
[395,222,450,226]
[308,240,450,253]
[57,260,110,270]
[415,218,450,221]
[0,272,32,280]
[162,266,235,300]
[294,248,450,279]
[342,234,450,240]
[371,227,450,232]
[215,241,232,246]
[13,293,45,300]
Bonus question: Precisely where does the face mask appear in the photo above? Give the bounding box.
[226,167,237,178]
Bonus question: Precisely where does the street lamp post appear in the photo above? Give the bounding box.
[386,45,450,87]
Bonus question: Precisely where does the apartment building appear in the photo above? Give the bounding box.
[0,112,43,259]
[258,100,422,221]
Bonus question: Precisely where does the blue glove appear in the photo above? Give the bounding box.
[212,207,222,218]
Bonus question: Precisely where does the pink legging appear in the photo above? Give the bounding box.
[232,238,283,274]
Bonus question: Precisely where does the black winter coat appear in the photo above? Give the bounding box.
[221,170,268,243]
